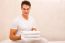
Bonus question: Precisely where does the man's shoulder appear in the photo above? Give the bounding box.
[29,15,34,19]
[13,16,20,22]
[29,15,36,22]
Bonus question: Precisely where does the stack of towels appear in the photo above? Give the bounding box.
[21,31,41,41]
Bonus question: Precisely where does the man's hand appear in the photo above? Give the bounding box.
[32,28,37,31]
[9,29,21,41]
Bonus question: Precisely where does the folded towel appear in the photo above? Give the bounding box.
[21,31,41,40]
[21,37,41,41]
[21,31,40,35]
[22,35,40,38]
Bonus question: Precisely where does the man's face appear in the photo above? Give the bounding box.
[21,4,31,16]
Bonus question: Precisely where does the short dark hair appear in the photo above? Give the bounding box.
[21,1,31,8]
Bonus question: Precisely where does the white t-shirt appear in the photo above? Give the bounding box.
[10,15,38,35]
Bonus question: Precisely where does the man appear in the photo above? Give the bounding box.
[9,0,38,41]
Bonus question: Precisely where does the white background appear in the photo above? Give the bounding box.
[0,0,65,41]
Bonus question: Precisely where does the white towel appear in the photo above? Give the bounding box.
[21,31,41,40]
[22,35,40,38]
[21,37,41,41]
[21,31,40,35]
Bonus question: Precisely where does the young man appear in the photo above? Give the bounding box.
[9,0,38,41]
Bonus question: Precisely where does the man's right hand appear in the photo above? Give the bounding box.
[9,29,21,41]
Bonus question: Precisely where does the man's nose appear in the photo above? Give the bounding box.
[25,10,28,12]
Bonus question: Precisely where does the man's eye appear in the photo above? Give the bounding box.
[27,9,29,10]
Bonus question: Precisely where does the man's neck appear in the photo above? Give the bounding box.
[22,14,29,20]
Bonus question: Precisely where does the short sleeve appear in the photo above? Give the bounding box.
[9,19,18,29]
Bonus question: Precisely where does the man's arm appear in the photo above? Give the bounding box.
[9,29,21,41]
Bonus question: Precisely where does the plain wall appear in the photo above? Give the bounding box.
[0,0,65,41]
